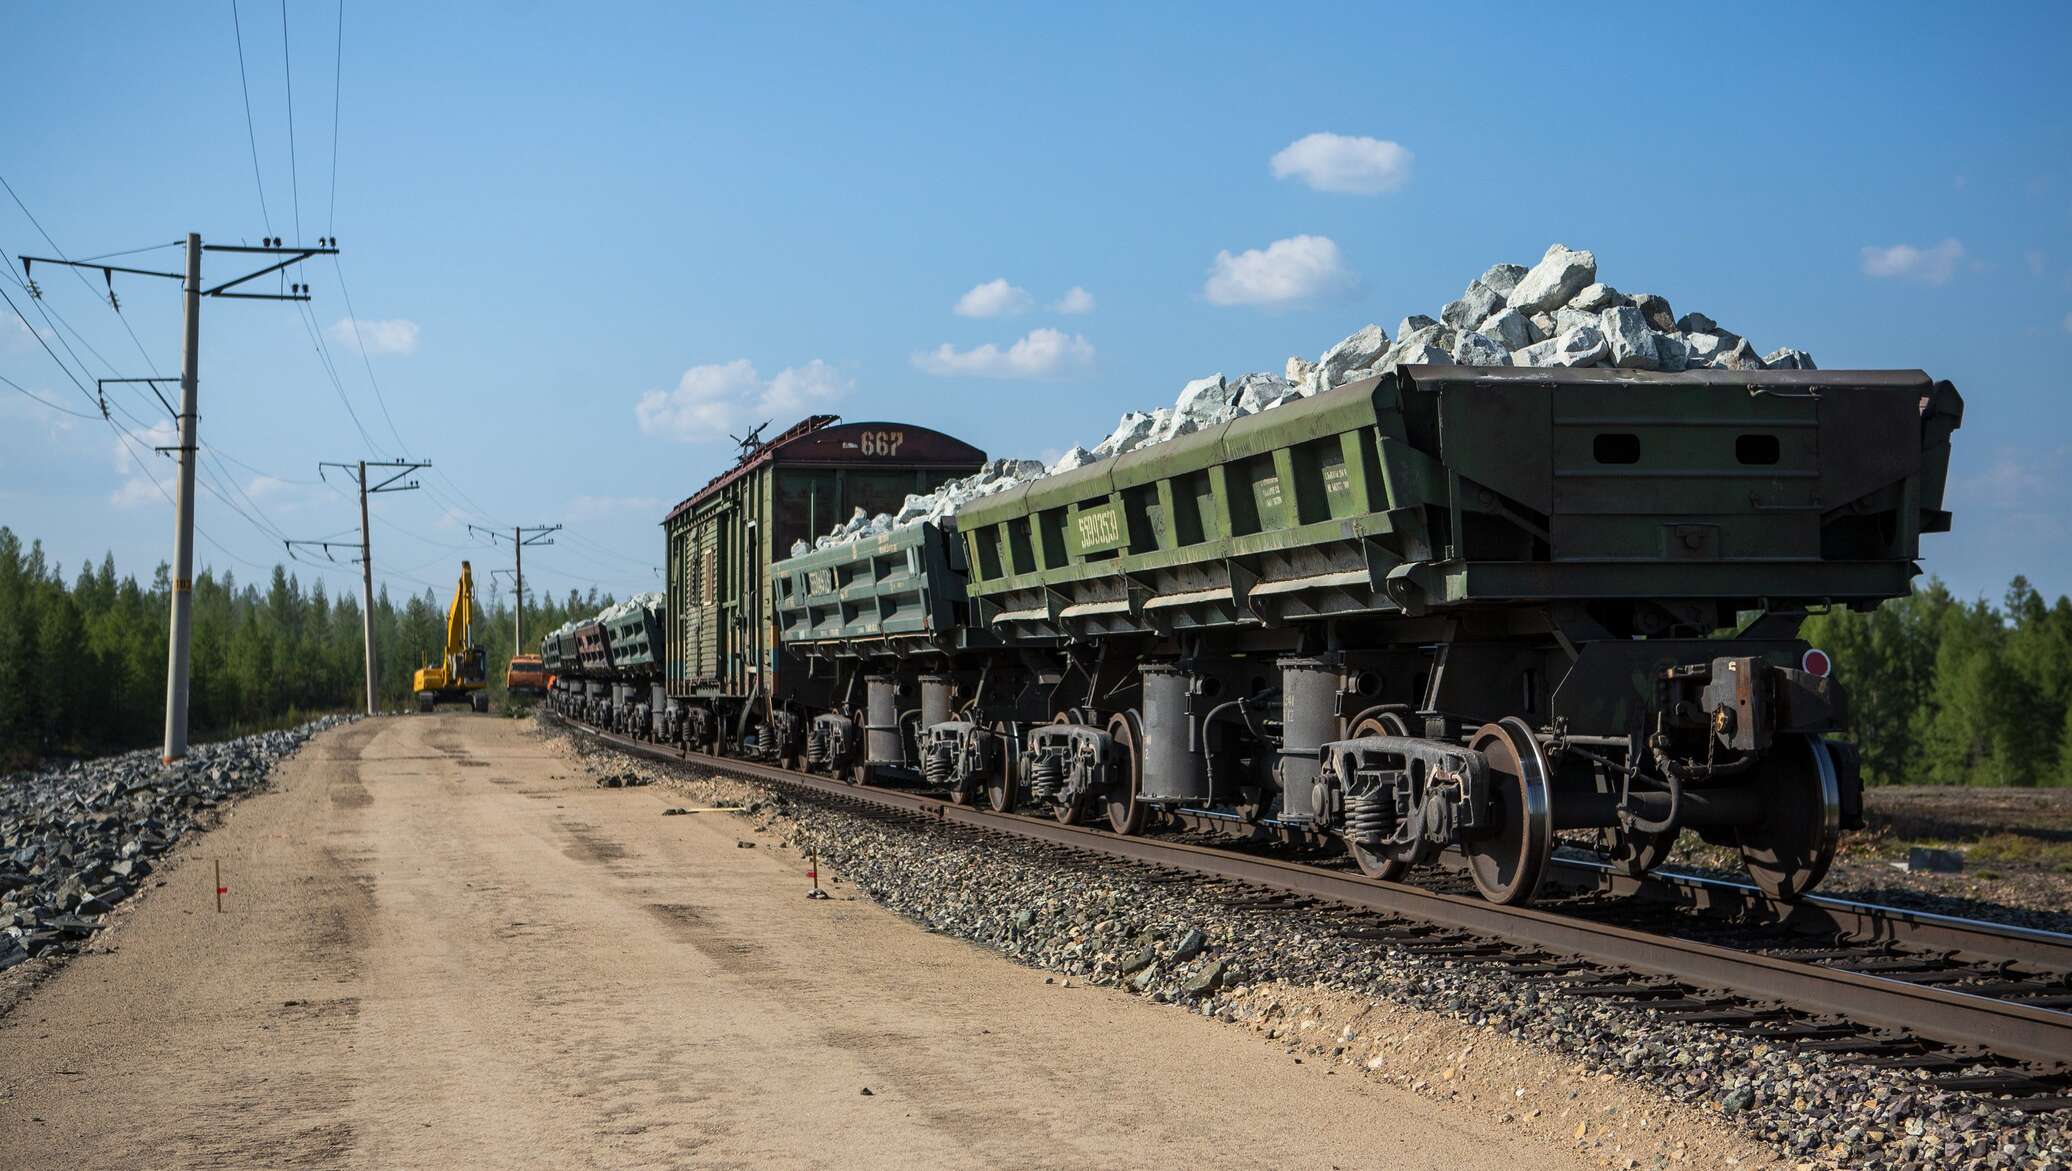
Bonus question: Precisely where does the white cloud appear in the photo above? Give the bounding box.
[1859,239,1965,285]
[327,316,421,356]
[1203,235,1355,307]
[1054,286,1095,315]
[241,474,330,516]
[109,421,176,508]
[953,278,1033,318]
[0,387,79,434]
[567,494,664,521]
[912,328,1095,380]
[634,358,850,441]
[1270,133,1413,195]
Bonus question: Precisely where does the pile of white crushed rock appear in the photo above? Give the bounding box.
[793,244,1814,558]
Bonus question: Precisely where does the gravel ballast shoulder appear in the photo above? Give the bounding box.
[546,723,2071,1171]
[2,717,355,985]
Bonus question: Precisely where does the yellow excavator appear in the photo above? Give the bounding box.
[413,561,490,713]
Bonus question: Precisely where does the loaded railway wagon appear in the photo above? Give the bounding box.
[600,594,665,738]
[569,619,613,723]
[541,626,580,710]
[767,364,1963,905]
[769,516,1040,781]
[660,414,986,755]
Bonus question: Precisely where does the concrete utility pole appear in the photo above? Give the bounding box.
[20,233,338,762]
[163,234,202,761]
[302,459,430,716]
[357,462,376,715]
[469,523,561,656]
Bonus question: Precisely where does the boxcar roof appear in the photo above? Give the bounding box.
[662,415,986,524]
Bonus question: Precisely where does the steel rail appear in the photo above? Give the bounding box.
[1575,859,2072,968]
[569,720,2072,1070]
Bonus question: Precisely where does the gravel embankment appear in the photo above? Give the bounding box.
[548,725,2069,1171]
[1,717,354,974]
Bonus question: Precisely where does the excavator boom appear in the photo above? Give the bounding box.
[412,561,490,713]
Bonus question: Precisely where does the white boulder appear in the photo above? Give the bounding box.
[1600,306,1662,371]
[1049,445,1096,474]
[1441,280,1507,332]
[1316,325,1388,390]
[1232,372,1294,414]
[1517,325,1608,368]
[1632,293,1675,332]
[1092,411,1158,459]
[1568,283,1623,313]
[1509,244,1598,313]
[1452,330,1511,367]
[1478,307,1540,352]
[1478,263,1529,298]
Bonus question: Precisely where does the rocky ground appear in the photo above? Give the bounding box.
[551,726,2070,1171]
[1,717,353,990]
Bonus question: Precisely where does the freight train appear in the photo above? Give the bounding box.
[547,365,1964,905]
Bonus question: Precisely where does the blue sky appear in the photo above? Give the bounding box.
[3,1,2069,609]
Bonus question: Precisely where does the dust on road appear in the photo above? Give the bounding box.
[0,715,1610,1170]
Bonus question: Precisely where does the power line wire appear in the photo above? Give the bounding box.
[280,0,302,242]
[0,370,100,420]
[75,241,184,263]
[0,280,96,404]
[104,418,280,576]
[229,0,274,237]
[328,0,343,236]
[327,257,407,453]
[561,529,655,567]
[1,177,160,370]
[208,443,325,485]
[289,293,384,453]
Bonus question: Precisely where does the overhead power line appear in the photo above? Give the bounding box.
[0,370,100,420]
[229,0,274,237]
[280,0,302,242]
[328,0,343,236]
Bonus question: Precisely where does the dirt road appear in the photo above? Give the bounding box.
[0,715,1608,1170]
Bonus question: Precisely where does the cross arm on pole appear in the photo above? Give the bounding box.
[98,376,182,420]
[201,247,335,297]
[18,255,186,283]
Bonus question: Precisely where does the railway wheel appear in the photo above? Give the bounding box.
[1462,717,1554,905]
[1104,710,1149,835]
[984,720,1018,813]
[1735,733,1841,901]
[1342,710,1411,882]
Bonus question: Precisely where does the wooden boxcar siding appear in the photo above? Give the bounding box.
[666,462,982,701]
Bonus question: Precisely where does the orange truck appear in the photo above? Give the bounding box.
[506,654,547,697]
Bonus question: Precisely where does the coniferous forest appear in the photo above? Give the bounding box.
[4,525,2070,784]
[0,527,614,769]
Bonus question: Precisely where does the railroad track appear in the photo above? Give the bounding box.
[561,716,2072,1110]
